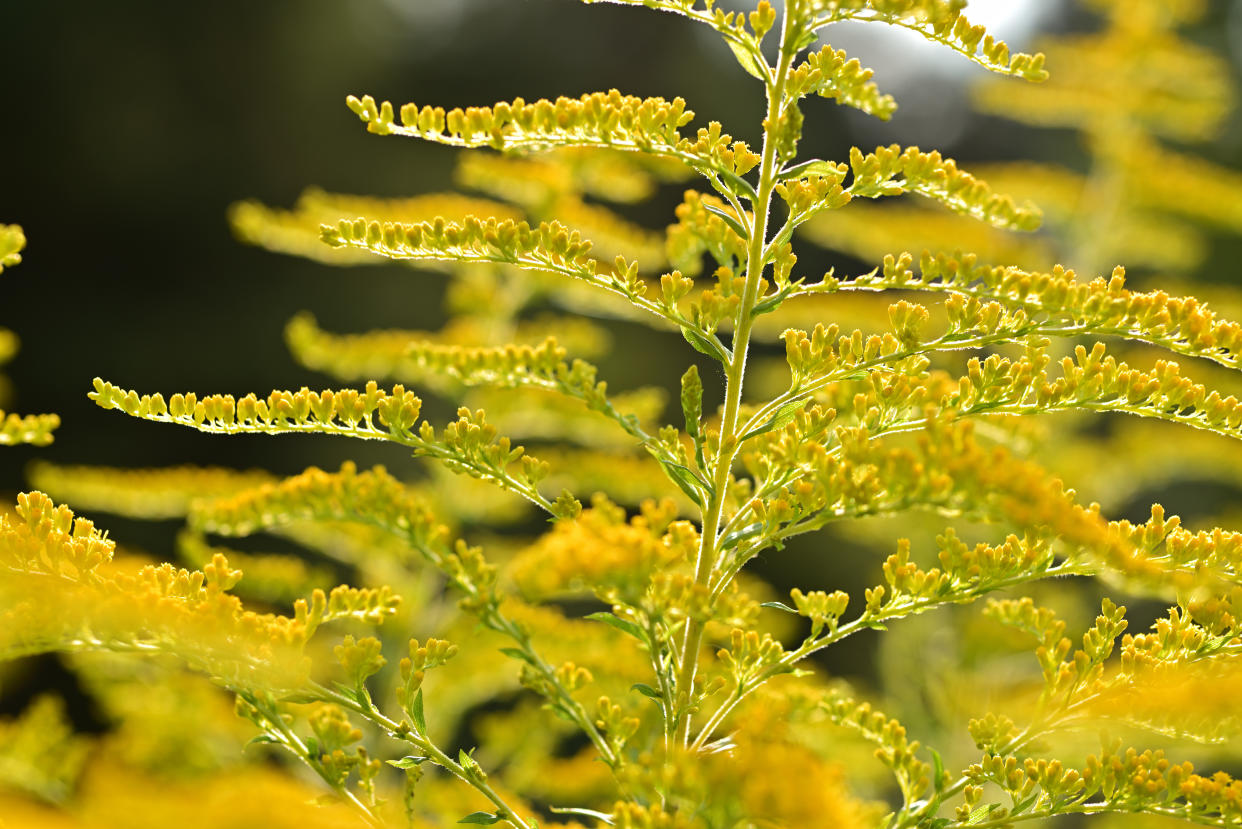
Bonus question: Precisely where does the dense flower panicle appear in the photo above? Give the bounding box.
[186,462,519,623]
[965,742,1242,826]
[352,89,693,149]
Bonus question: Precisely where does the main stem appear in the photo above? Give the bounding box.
[670,9,798,748]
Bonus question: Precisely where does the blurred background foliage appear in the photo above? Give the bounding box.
[5,0,1242,808]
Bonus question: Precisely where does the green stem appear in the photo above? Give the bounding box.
[692,559,1096,752]
[485,610,620,769]
[248,693,385,828]
[669,4,799,749]
[320,684,535,829]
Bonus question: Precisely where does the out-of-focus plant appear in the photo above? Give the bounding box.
[8,1,1242,827]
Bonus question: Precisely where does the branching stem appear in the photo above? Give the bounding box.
[670,3,800,748]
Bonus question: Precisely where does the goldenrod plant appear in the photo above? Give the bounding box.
[9,0,1242,827]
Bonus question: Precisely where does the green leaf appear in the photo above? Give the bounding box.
[792,26,818,53]
[498,646,536,665]
[549,806,616,823]
[930,747,946,790]
[702,202,749,240]
[458,812,503,825]
[279,691,323,704]
[720,521,764,552]
[387,755,430,769]
[630,682,664,701]
[725,36,768,81]
[717,169,759,203]
[659,460,710,507]
[739,398,806,442]
[680,364,703,440]
[679,326,731,364]
[585,611,647,643]
[760,601,798,614]
[967,803,1003,824]
[245,734,280,747]
[777,158,839,180]
[750,284,794,318]
[410,688,427,734]
[1011,793,1039,815]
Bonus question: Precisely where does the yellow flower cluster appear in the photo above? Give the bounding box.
[91,377,424,437]
[789,45,896,118]
[0,492,362,691]
[847,145,1042,230]
[866,253,1242,369]
[190,461,448,552]
[230,189,521,266]
[509,497,693,602]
